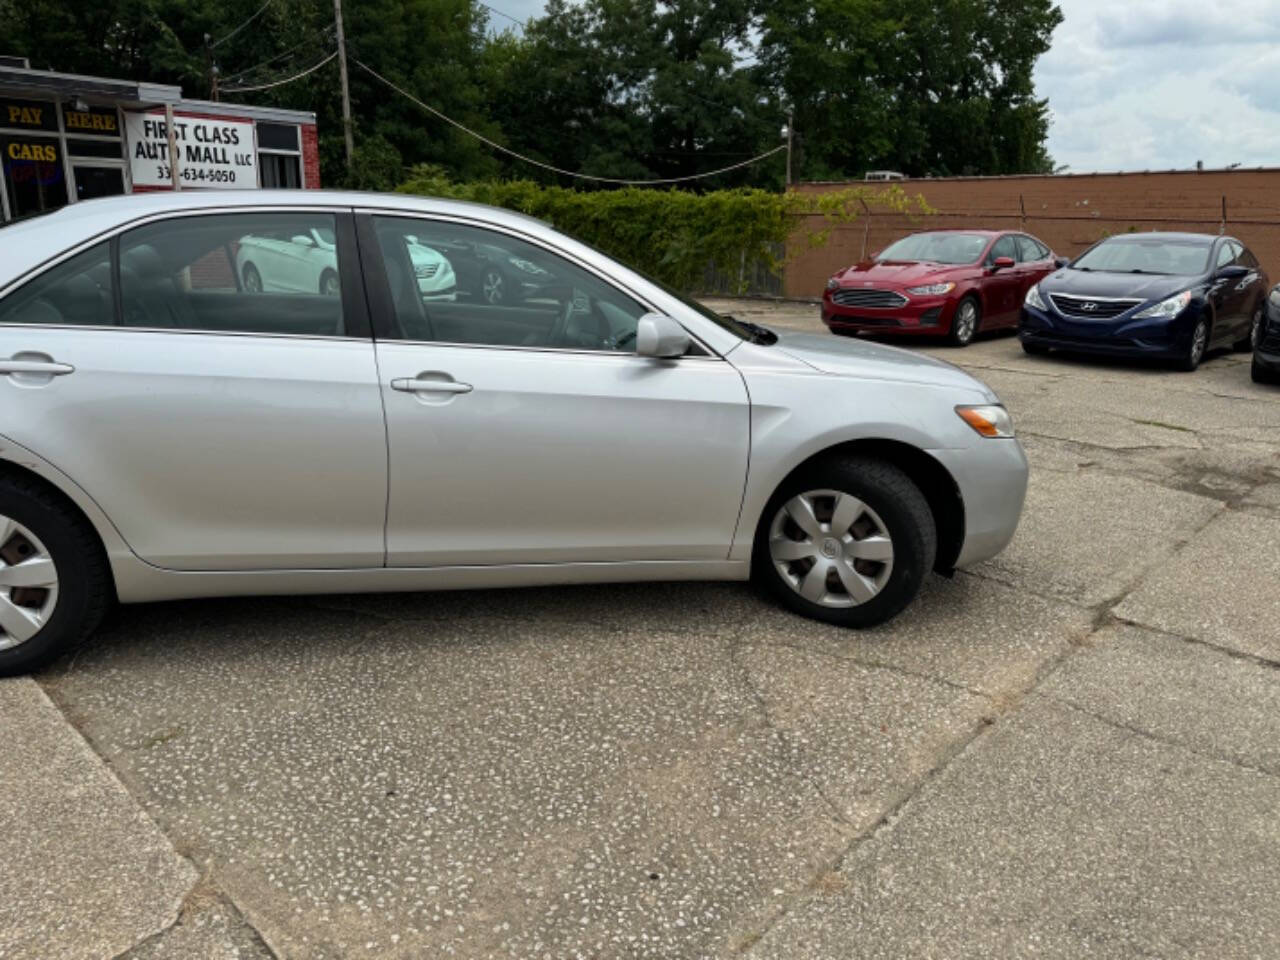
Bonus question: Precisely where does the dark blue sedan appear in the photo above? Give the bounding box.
[1019,232,1268,371]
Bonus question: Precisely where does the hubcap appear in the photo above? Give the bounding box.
[769,489,895,608]
[955,303,976,342]
[1253,308,1263,349]
[1190,322,1207,364]
[244,269,261,292]
[322,274,339,296]
[0,515,58,651]
[483,271,504,303]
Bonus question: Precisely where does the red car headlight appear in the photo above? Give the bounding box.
[906,282,956,296]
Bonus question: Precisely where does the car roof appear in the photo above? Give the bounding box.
[1100,231,1219,244]
[0,190,550,289]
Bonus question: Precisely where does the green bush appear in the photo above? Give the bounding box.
[396,166,929,293]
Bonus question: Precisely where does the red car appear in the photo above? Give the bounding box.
[822,229,1064,346]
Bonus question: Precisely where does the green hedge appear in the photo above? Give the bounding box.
[396,166,928,293]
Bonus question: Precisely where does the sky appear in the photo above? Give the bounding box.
[483,0,1280,174]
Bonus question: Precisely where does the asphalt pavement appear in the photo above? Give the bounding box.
[4,299,1278,959]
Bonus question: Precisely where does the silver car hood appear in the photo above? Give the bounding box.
[767,328,996,398]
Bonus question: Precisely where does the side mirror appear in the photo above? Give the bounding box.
[991,256,1015,270]
[1054,257,1068,269]
[1216,264,1248,280]
[291,234,316,247]
[635,313,691,358]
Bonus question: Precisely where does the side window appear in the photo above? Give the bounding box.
[0,242,114,327]
[1014,235,1044,263]
[1216,242,1237,270]
[119,214,345,337]
[989,235,1017,263]
[371,217,647,352]
[1236,245,1259,269]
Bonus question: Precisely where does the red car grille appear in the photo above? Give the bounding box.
[831,288,908,309]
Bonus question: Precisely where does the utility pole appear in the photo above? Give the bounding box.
[204,34,219,102]
[333,0,354,173]
[785,108,794,187]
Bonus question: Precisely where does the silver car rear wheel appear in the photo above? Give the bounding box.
[0,515,59,651]
[768,488,895,608]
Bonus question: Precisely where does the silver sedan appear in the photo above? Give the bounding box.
[0,191,1028,674]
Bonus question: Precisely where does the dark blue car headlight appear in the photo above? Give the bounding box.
[1024,284,1047,311]
[1133,290,1191,320]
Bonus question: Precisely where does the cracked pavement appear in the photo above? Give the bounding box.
[5,297,1280,958]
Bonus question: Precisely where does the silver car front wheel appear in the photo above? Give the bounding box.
[0,516,59,651]
[754,457,937,628]
[769,489,894,608]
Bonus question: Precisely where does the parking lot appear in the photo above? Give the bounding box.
[5,298,1280,960]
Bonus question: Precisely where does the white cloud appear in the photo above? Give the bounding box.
[1037,0,1280,171]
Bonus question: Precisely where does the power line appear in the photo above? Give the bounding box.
[221,50,336,93]
[353,58,787,186]
[479,2,526,28]
[211,0,274,49]
[219,23,335,85]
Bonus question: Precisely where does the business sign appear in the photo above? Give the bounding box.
[62,103,120,136]
[0,97,59,132]
[124,111,257,189]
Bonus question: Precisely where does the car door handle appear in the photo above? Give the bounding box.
[0,359,75,376]
[391,377,473,394]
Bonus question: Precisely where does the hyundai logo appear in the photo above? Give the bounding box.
[1081,301,1098,311]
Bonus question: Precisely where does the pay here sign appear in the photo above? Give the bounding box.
[124,111,257,189]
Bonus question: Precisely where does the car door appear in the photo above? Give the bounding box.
[360,213,751,566]
[983,234,1023,326]
[0,209,387,570]
[1209,240,1249,341]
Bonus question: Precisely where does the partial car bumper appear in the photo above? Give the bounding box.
[822,292,955,336]
[1019,304,1203,359]
[931,438,1029,568]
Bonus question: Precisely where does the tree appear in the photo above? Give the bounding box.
[757,0,1062,179]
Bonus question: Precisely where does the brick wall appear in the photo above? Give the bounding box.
[301,124,321,189]
[784,169,1280,298]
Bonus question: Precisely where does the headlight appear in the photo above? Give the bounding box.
[826,277,841,291]
[906,282,955,296]
[956,404,1015,438]
[1134,290,1192,319]
[1024,285,1047,310]
[1268,288,1280,309]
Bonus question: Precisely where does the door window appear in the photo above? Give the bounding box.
[1014,235,1047,262]
[119,213,346,336]
[989,235,1017,263]
[0,241,113,327]
[1235,245,1259,269]
[371,217,647,352]
[1216,242,1238,270]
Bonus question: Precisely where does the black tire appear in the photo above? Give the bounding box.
[1238,302,1264,352]
[1021,340,1049,356]
[946,296,981,347]
[1254,352,1280,385]
[1175,318,1209,372]
[0,475,111,676]
[480,267,507,304]
[242,262,263,294]
[752,457,937,628]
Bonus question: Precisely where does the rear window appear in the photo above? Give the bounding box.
[1072,237,1212,276]
[0,242,114,327]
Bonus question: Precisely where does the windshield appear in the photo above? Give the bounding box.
[1072,237,1211,276]
[877,232,989,265]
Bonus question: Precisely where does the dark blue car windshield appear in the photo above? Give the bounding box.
[1073,238,1211,276]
